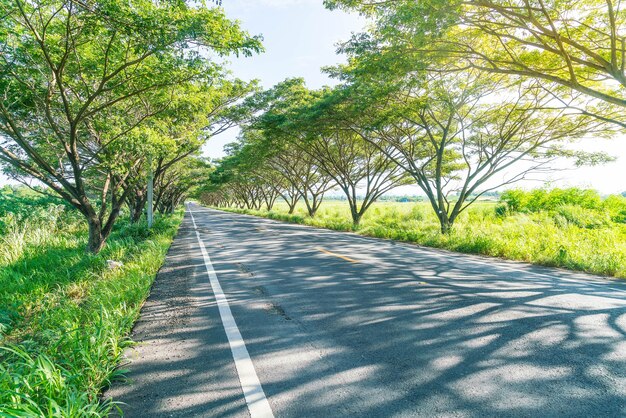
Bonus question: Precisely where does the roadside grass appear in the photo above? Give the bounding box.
[216,198,626,279]
[0,195,183,416]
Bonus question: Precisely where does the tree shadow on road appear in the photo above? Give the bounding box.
[108,208,626,417]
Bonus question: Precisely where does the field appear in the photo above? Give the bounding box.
[0,187,182,416]
[217,190,626,279]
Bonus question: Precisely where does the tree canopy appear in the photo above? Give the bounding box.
[326,0,626,127]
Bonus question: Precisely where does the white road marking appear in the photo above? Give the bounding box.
[188,205,274,418]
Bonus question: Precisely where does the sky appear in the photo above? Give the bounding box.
[202,0,367,162]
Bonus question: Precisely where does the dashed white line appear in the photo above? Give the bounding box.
[188,205,274,418]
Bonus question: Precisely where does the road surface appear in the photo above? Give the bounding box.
[107,204,626,417]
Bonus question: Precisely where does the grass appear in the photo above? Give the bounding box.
[215,195,626,279]
[0,191,183,416]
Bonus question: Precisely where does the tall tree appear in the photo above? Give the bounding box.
[308,129,408,225]
[0,0,261,252]
[233,79,337,216]
[155,158,213,214]
[125,78,257,223]
[251,79,409,225]
[268,143,335,217]
[341,71,612,233]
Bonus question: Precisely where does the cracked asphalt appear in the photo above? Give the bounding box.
[106,204,626,417]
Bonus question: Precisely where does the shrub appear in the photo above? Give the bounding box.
[494,204,508,218]
[613,210,626,224]
[602,195,626,223]
[499,189,530,213]
[500,187,603,213]
[555,205,610,229]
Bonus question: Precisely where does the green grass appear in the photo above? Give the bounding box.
[0,194,183,417]
[216,197,626,278]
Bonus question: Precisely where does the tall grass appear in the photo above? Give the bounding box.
[217,189,626,278]
[0,191,183,417]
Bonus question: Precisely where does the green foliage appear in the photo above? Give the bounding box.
[0,195,183,416]
[494,204,508,218]
[317,0,622,235]
[0,0,261,253]
[498,189,530,213]
[326,0,626,128]
[500,188,603,213]
[602,195,626,223]
[555,205,610,229]
[0,187,77,234]
[499,188,626,230]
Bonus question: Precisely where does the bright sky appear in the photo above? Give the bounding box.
[202,0,366,161]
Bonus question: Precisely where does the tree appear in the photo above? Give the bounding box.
[324,0,620,232]
[238,124,336,216]
[237,134,300,212]
[248,79,409,225]
[341,71,612,233]
[228,79,337,216]
[298,117,410,226]
[125,78,257,223]
[267,143,335,217]
[155,158,213,214]
[0,0,261,252]
[207,141,275,211]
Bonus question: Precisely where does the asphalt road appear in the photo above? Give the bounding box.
[107,204,626,417]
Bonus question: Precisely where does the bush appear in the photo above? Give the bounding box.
[499,189,530,213]
[500,188,603,213]
[602,195,626,223]
[613,210,626,224]
[555,205,610,229]
[494,204,508,218]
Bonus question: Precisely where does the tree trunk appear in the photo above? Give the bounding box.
[347,199,362,227]
[307,195,322,217]
[439,215,452,234]
[351,209,362,227]
[128,192,146,223]
[87,217,106,254]
[131,199,144,223]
